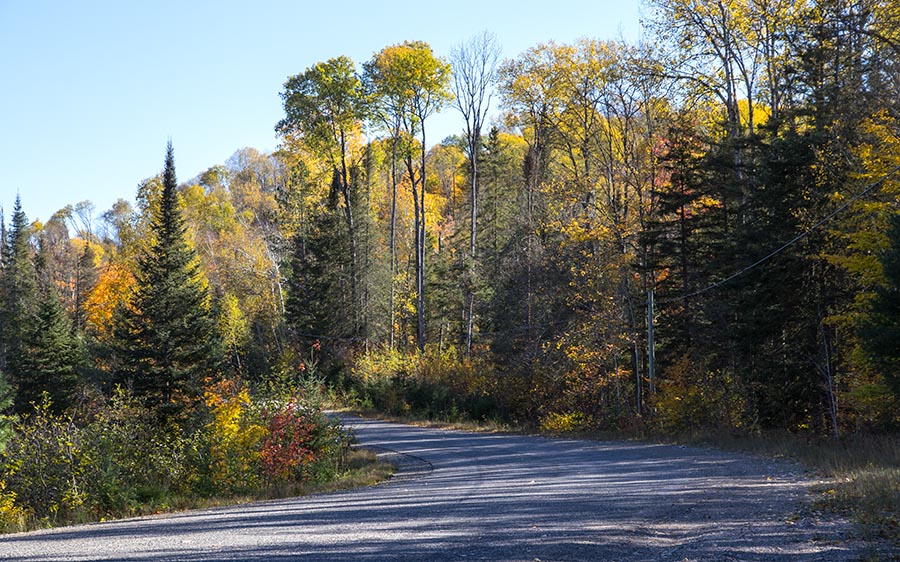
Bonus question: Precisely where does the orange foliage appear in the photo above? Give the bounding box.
[83,263,135,340]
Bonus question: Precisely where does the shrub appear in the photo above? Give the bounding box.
[260,360,352,484]
[0,479,26,533]
[2,398,85,524]
[79,388,189,514]
[347,346,503,422]
[0,371,14,454]
[540,411,587,433]
[203,379,266,494]
[652,355,747,433]
[0,374,354,532]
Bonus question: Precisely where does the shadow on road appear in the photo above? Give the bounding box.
[1,416,864,561]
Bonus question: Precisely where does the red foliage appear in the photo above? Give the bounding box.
[260,401,317,482]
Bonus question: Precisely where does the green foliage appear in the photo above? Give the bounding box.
[285,206,353,342]
[78,388,191,514]
[0,380,351,531]
[278,56,367,163]
[17,289,82,412]
[861,212,900,396]
[0,371,15,454]
[2,398,85,524]
[346,346,501,422]
[113,143,222,415]
[1,197,39,413]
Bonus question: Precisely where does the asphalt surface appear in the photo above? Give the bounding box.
[0,415,870,561]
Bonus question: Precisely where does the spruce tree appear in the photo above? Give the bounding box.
[861,212,900,395]
[285,183,353,344]
[18,288,81,411]
[0,197,38,410]
[114,143,221,413]
[0,368,13,452]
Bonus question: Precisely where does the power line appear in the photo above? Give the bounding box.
[656,163,900,305]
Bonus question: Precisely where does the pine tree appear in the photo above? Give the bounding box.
[74,243,98,334]
[114,143,221,413]
[18,288,81,411]
[861,212,900,395]
[0,368,13,452]
[0,197,38,409]
[285,179,354,345]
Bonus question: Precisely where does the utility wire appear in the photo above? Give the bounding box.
[657,163,900,305]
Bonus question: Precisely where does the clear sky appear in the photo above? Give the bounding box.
[0,0,642,225]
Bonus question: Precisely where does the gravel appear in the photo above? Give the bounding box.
[0,414,877,561]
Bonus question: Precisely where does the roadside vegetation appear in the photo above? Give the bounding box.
[0,378,393,534]
[338,348,900,544]
[2,0,900,547]
[0,375,393,534]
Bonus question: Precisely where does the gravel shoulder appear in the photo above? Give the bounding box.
[0,414,877,561]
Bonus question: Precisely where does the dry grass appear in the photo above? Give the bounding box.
[818,467,900,535]
[240,448,396,502]
[163,449,395,513]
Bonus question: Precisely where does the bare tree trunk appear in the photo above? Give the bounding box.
[389,133,399,350]
[818,301,839,440]
[452,32,500,357]
[363,143,372,349]
[465,291,475,354]
[337,131,359,339]
[416,126,427,353]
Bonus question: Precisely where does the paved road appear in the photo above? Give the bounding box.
[1,415,868,561]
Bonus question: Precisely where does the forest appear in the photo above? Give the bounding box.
[1,0,900,532]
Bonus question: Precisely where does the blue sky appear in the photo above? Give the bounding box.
[0,0,642,224]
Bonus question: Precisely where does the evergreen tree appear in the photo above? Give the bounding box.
[114,143,221,413]
[0,368,13,452]
[727,130,826,429]
[18,288,81,411]
[0,207,6,269]
[644,116,713,363]
[861,212,900,395]
[285,177,354,345]
[74,243,98,334]
[0,197,38,409]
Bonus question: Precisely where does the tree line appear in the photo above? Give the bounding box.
[2,0,900,437]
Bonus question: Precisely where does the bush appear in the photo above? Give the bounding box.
[0,479,26,533]
[79,388,191,514]
[540,411,587,433]
[2,399,85,524]
[0,374,353,532]
[346,346,503,422]
[203,379,266,494]
[0,371,14,454]
[651,355,747,434]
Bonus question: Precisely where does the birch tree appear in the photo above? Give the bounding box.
[451,31,501,356]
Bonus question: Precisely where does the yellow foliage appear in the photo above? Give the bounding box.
[652,355,746,433]
[69,237,105,265]
[83,263,135,341]
[204,380,267,492]
[540,411,586,433]
[0,480,27,533]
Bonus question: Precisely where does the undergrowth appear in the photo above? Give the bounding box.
[0,375,393,535]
